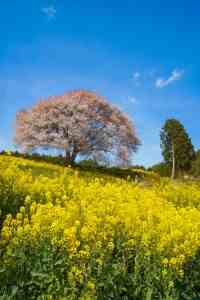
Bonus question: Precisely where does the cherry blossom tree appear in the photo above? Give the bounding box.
[15,90,140,165]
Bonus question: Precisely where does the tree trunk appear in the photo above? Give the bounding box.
[65,150,70,165]
[171,143,175,180]
[71,151,77,165]
[65,149,76,166]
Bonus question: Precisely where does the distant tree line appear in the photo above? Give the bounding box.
[0,150,154,181]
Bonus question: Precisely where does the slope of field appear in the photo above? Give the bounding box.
[1,155,200,299]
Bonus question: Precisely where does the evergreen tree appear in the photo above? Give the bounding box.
[191,150,200,177]
[160,119,195,179]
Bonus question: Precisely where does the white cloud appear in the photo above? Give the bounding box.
[128,96,137,104]
[133,72,140,80]
[132,72,141,86]
[42,5,57,20]
[155,69,184,88]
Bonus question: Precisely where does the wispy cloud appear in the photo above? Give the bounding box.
[132,72,141,86]
[155,69,184,88]
[128,96,137,104]
[42,5,57,20]
[133,72,140,80]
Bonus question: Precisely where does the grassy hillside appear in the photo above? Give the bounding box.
[1,155,200,299]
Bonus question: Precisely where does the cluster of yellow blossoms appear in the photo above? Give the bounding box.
[1,155,200,298]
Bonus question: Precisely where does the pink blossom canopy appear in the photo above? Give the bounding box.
[15,90,140,164]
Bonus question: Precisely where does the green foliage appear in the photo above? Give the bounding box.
[78,159,100,168]
[191,150,200,177]
[176,251,200,300]
[0,240,177,300]
[149,162,171,177]
[160,119,195,177]
[0,169,27,228]
[0,241,70,300]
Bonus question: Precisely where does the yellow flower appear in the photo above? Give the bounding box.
[162,258,169,265]
[87,281,95,291]
[2,154,200,287]
[168,281,174,289]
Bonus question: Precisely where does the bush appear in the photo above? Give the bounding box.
[149,162,171,177]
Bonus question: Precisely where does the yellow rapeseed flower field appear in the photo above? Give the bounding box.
[1,155,200,299]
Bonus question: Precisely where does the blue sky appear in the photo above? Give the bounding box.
[1,0,200,166]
